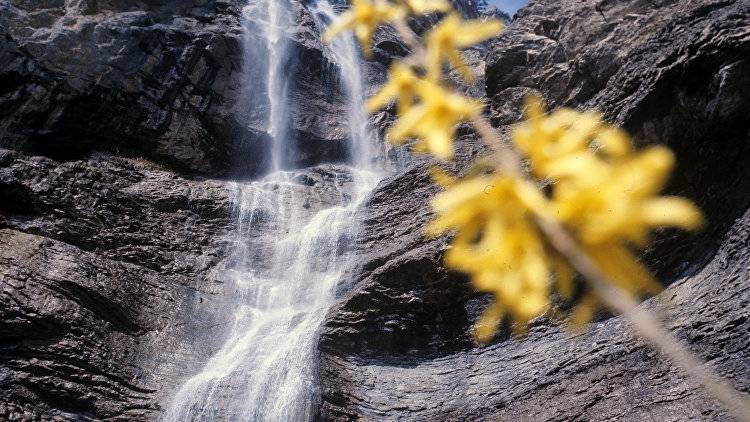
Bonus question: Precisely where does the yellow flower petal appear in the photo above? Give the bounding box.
[641,197,705,231]
[514,292,548,321]
[387,104,428,143]
[322,0,405,56]
[423,126,455,159]
[585,243,663,296]
[323,14,356,43]
[555,258,575,299]
[569,295,598,330]
[453,19,504,46]
[429,166,456,188]
[595,127,632,157]
[474,302,505,343]
[366,63,420,113]
[425,14,503,81]
[398,0,452,14]
[617,146,675,197]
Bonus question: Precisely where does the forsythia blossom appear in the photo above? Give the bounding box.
[387,79,483,159]
[427,174,553,341]
[326,0,704,342]
[511,98,704,328]
[425,14,504,81]
[323,0,451,57]
[429,101,703,338]
[366,63,422,114]
[322,0,404,56]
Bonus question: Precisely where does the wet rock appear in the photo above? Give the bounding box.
[0,0,367,178]
[319,0,750,420]
[0,151,234,419]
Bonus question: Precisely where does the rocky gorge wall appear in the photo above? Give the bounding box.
[318,0,750,420]
[0,0,370,419]
[0,0,748,420]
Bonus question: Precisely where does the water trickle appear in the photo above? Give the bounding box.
[163,1,381,420]
[309,0,379,168]
[239,0,294,171]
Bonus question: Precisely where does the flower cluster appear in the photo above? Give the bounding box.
[512,97,704,325]
[427,173,553,340]
[323,0,452,56]
[325,0,503,159]
[325,0,703,341]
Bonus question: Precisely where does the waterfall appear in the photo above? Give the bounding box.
[238,0,293,171]
[309,0,378,168]
[163,0,381,420]
[260,0,292,171]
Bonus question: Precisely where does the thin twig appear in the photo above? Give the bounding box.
[389,18,750,420]
[534,215,750,421]
[473,114,750,421]
[392,18,425,56]
[470,115,523,175]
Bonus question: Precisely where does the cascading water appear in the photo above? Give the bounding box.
[240,0,294,170]
[163,0,381,420]
[310,0,378,168]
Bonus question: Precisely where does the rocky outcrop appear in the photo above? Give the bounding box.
[0,149,235,420]
[319,0,750,420]
[0,0,371,178]
[0,0,251,175]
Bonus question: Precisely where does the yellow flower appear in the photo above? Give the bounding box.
[395,0,452,14]
[322,0,405,57]
[424,14,504,81]
[551,148,703,305]
[387,79,483,159]
[512,97,632,181]
[428,174,554,341]
[552,146,704,247]
[428,165,457,187]
[366,62,421,114]
[512,96,704,326]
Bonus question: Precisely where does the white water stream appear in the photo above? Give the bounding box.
[242,0,293,170]
[163,1,380,420]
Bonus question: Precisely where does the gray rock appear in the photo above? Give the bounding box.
[0,0,368,177]
[0,147,363,419]
[319,0,750,420]
[0,0,254,175]
[0,151,235,419]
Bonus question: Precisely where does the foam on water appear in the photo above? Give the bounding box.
[163,1,381,420]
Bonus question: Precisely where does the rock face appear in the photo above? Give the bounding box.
[318,0,750,420]
[0,0,250,175]
[0,0,368,178]
[0,0,389,419]
[0,0,748,421]
[0,149,235,420]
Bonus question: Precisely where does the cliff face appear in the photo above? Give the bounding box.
[0,0,748,421]
[0,0,247,176]
[318,0,750,420]
[0,0,369,178]
[0,0,368,419]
